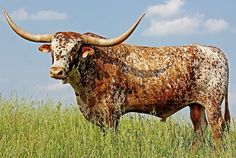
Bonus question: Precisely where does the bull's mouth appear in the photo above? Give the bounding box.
[50,66,77,84]
[50,72,67,80]
[50,73,68,84]
[50,74,65,79]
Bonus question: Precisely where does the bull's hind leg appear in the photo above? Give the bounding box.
[206,105,226,143]
[189,103,207,146]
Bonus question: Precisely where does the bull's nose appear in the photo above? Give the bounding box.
[50,67,66,79]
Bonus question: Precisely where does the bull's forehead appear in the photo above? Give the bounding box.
[51,32,81,55]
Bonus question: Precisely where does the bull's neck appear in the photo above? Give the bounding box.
[65,44,127,95]
[66,68,81,95]
[65,52,97,96]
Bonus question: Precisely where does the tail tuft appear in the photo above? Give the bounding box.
[224,90,230,131]
[224,64,230,131]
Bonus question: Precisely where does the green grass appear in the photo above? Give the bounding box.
[0,95,235,158]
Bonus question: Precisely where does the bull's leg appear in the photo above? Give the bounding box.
[161,117,167,122]
[97,113,119,137]
[190,103,207,146]
[96,105,120,131]
[106,112,120,129]
[206,106,225,143]
[100,113,120,138]
[190,103,207,133]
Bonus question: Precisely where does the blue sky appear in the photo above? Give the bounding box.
[0,0,236,117]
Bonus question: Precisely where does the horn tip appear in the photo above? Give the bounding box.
[2,8,7,13]
[2,8,9,17]
[141,13,146,19]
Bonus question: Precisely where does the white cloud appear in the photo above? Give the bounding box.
[8,8,67,21]
[11,8,29,21]
[145,15,202,36]
[30,10,67,21]
[144,1,229,36]
[35,81,70,92]
[146,0,184,17]
[203,19,229,32]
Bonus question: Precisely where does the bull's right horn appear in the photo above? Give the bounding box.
[4,9,52,43]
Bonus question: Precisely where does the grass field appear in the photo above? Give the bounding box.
[0,94,235,158]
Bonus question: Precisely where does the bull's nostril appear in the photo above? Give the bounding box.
[58,70,63,76]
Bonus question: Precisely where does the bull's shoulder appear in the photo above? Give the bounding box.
[83,32,106,39]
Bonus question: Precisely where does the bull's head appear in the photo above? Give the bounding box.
[4,10,144,81]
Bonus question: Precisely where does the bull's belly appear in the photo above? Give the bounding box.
[124,102,187,119]
[124,89,189,118]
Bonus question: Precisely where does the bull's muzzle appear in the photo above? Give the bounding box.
[50,67,66,79]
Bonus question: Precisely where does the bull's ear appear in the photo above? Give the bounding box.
[81,46,95,58]
[38,44,51,53]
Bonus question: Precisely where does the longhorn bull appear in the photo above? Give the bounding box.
[4,10,230,143]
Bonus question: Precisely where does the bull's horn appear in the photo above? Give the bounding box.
[3,9,52,43]
[81,13,145,47]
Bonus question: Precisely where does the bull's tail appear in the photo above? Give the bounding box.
[224,65,230,131]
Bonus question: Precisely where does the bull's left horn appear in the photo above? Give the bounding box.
[81,14,145,47]
[3,9,52,43]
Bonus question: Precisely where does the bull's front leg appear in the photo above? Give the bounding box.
[89,102,121,132]
[77,95,121,130]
